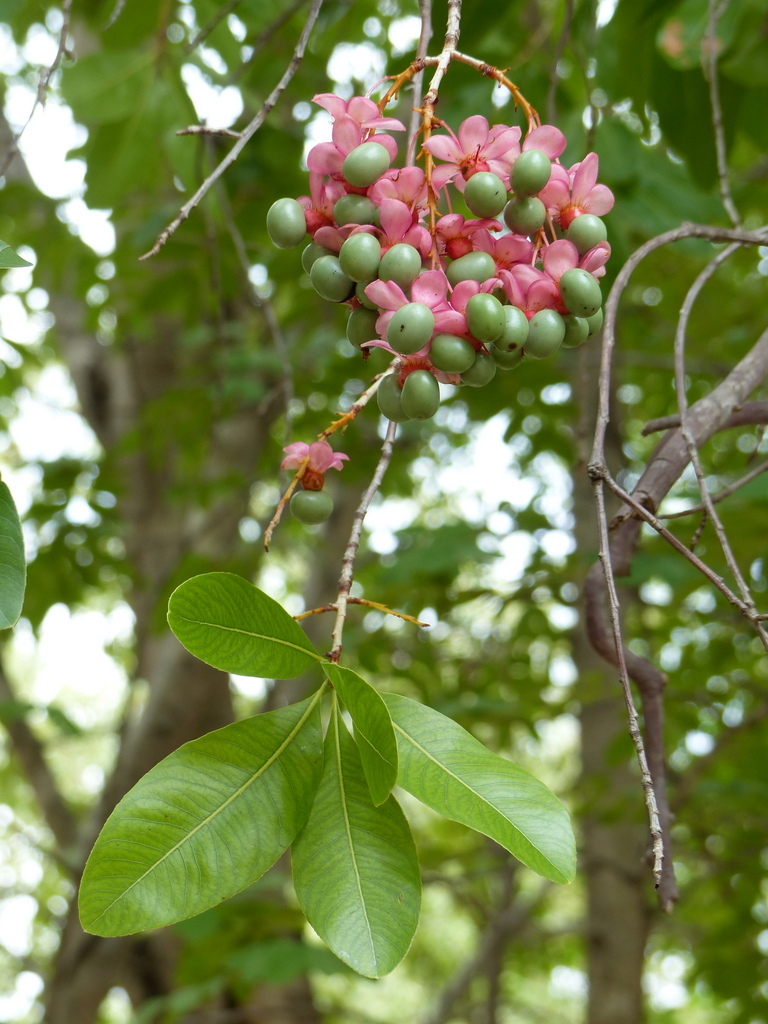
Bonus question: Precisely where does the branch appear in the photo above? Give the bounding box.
[139,0,325,260]
[0,0,72,178]
[641,400,768,435]
[660,458,768,519]
[706,0,741,227]
[0,660,78,854]
[328,420,398,661]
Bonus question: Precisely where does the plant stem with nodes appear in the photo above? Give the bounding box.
[328,420,398,662]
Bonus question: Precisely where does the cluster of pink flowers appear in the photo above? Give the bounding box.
[269,91,615,512]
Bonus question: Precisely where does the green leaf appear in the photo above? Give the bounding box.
[383,694,576,884]
[60,51,154,124]
[79,692,325,936]
[167,572,321,678]
[324,664,397,806]
[0,480,26,628]
[0,240,32,269]
[292,698,421,978]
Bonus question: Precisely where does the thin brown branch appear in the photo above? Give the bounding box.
[329,420,398,661]
[140,0,325,260]
[186,0,244,52]
[0,661,78,854]
[0,0,72,178]
[405,0,434,166]
[660,458,768,519]
[227,0,309,85]
[176,125,241,138]
[295,596,428,627]
[641,401,768,435]
[705,0,741,227]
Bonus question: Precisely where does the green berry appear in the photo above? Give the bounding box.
[496,305,529,351]
[566,214,608,255]
[309,255,354,302]
[492,346,524,369]
[446,251,496,287]
[400,369,440,419]
[267,198,307,248]
[561,314,589,349]
[379,243,423,289]
[511,149,552,197]
[343,142,391,187]
[301,241,330,274]
[466,292,505,343]
[346,306,379,348]
[339,232,382,282]
[291,489,333,524]
[461,352,497,387]
[386,302,435,354]
[464,171,507,218]
[377,373,409,422]
[560,268,602,318]
[428,334,477,373]
[503,196,546,235]
[356,282,379,310]
[525,309,565,358]
[586,307,604,337]
[334,194,378,226]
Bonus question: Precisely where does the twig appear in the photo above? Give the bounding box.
[140,0,325,260]
[227,0,309,85]
[405,0,434,166]
[660,459,768,519]
[546,0,575,124]
[177,125,242,138]
[295,596,428,627]
[186,0,244,52]
[705,0,741,227]
[328,420,398,661]
[673,242,756,608]
[0,0,72,178]
[641,400,768,435]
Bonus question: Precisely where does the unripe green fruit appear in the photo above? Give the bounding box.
[561,314,589,349]
[343,142,391,187]
[291,489,333,524]
[586,307,603,337]
[400,369,440,419]
[334,194,378,226]
[302,241,330,274]
[356,282,379,310]
[429,334,476,373]
[463,171,507,218]
[560,268,602,318]
[466,292,506,343]
[379,243,422,289]
[461,352,497,387]
[446,251,496,286]
[267,198,307,248]
[497,305,529,351]
[386,302,435,354]
[346,306,379,348]
[339,232,382,282]
[566,214,608,255]
[377,373,409,422]
[503,196,546,235]
[492,345,524,369]
[525,309,565,358]
[511,149,552,197]
[310,255,354,302]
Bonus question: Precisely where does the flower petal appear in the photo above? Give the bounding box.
[571,152,599,203]
[457,114,490,154]
[411,269,450,308]
[364,278,407,311]
[313,93,348,119]
[423,135,463,163]
[584,184,615,216]
[307,142,344,175]
[524,124,566,158]
[543,239,579,282]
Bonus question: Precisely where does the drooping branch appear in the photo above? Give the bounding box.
[641,400,768,435]
[140,0,325,260]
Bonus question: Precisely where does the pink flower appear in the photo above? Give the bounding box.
[499,265,561,318]
[369,166,428,213]
[473,228,535,272]
[307,94,405,178]
[281,440,349,490]
[377,198,431,256]
[435,214,502,260]
[423,115,522,192]
[297,173,345,237]
[541,238,611,283]
[364,269,467,347]
[539,152,614,229]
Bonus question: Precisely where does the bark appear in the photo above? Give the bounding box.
[572,344,650,1024]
